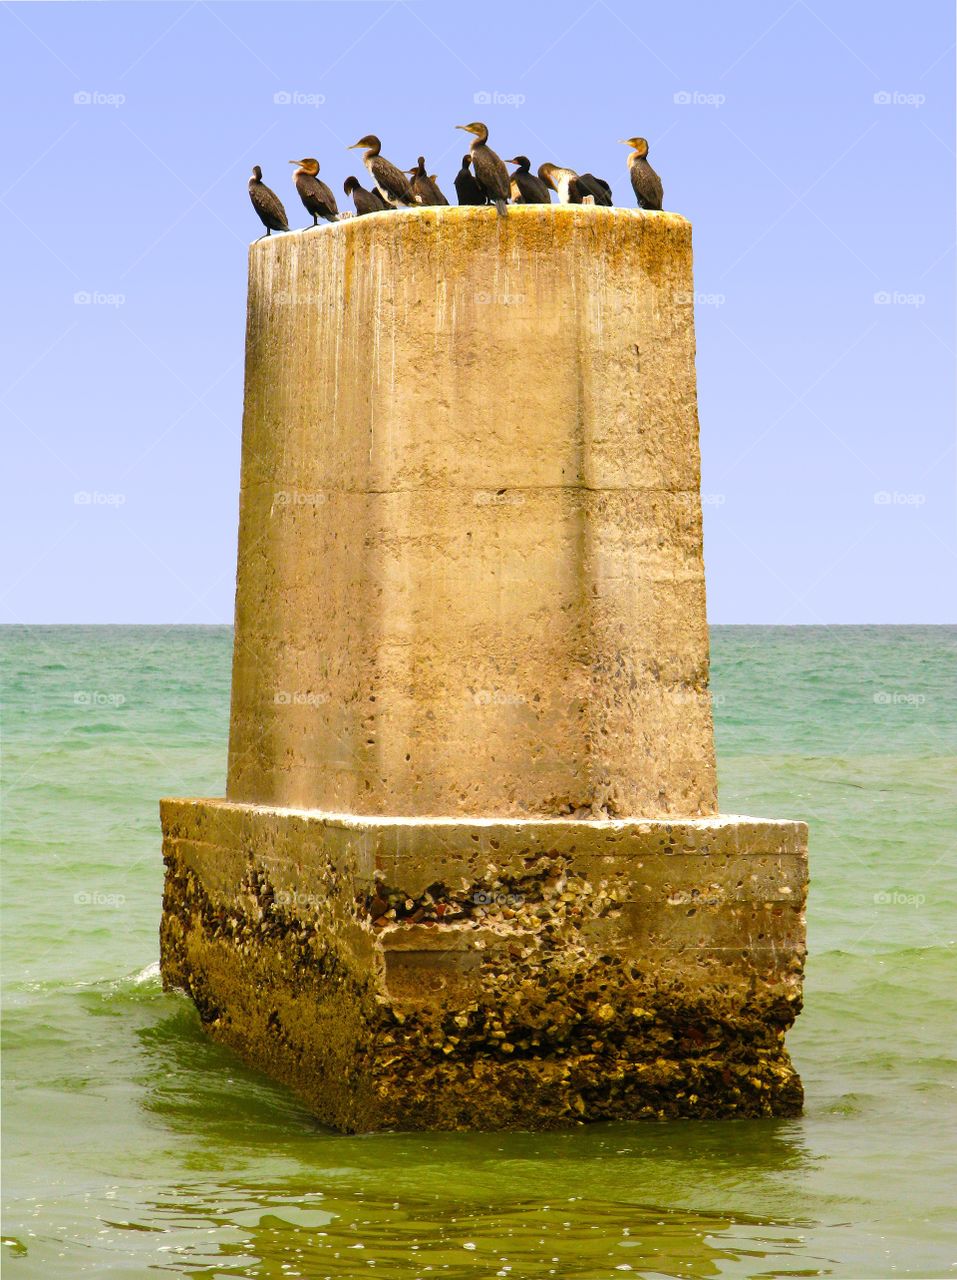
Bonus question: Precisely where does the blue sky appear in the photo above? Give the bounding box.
[1,0,953,624]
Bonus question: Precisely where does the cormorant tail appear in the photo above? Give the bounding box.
[495,198,507,217]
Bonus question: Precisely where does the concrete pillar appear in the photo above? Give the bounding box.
[160,207,807,1131]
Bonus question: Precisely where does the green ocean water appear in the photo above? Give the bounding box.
[1,624,955,1279]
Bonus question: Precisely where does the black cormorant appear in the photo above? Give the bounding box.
[453,155,486,206]
[507,156,551,204]
[289,158,339,225]
[348,135,416,207]
[619,137,663,210]
[455,122,509,215]
[344,176,391,216]
[576,172,613,205]
[537,163,583,204]
[248,165,289,238]
[406,157,449,206]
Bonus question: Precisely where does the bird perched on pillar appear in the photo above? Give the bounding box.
[507,156,551,204]
[620,137,663,210]
[453,155,487,206]
[537,163,583,204]
[248,166,289,238]
[405,157,450,206]
[289,158,339,225]
[343,176,392,216]
[455,122,510,215]
[348,135,416,207]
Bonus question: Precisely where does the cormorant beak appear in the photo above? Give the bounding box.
[347,142,362,149]
[455,124,472,133]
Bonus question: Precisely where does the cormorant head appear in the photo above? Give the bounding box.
[459,155,472,169]
[349,135,381,151]
[251,165,263,181]
[344,176,360,195]
[456,122,489,142]
[508,156,531,170]
[290,158,320,175]
[619,137,649,157]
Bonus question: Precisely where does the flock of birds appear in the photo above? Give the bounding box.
[248,122,664,237]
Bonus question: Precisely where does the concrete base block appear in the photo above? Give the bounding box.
[160,797,807,1132]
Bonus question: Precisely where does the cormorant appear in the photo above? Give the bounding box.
[344,176,391,216]
[289,158,338,225]
[453,155,486,206]
[619,137,663,210]
[576,172,613,206]
[455,122,509,215]
[537,163,583,204]
[248,165,289,238]
[347,135,416,207]
[405,156,449,206]
[507,156,551,204]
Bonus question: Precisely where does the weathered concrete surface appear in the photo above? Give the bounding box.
[160,206,809,1129]
[161,798,807,1131]
[226,206,716,820]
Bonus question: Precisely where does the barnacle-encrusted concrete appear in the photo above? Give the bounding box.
[161,799,807,1131]
[160,206,808,1129]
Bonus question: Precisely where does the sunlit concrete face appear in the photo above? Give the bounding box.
[225,206,717,820]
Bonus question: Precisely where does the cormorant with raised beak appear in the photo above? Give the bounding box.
[507,156,551,204]
[347,135,416,207]
[453,155,486,206]
[537,163,583,204]
[455,122,509,215]
[248,166,289,238]
[289,158,338,225]
[406,157,449,206]
[344,176,391,216]
[619,137,663,210]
